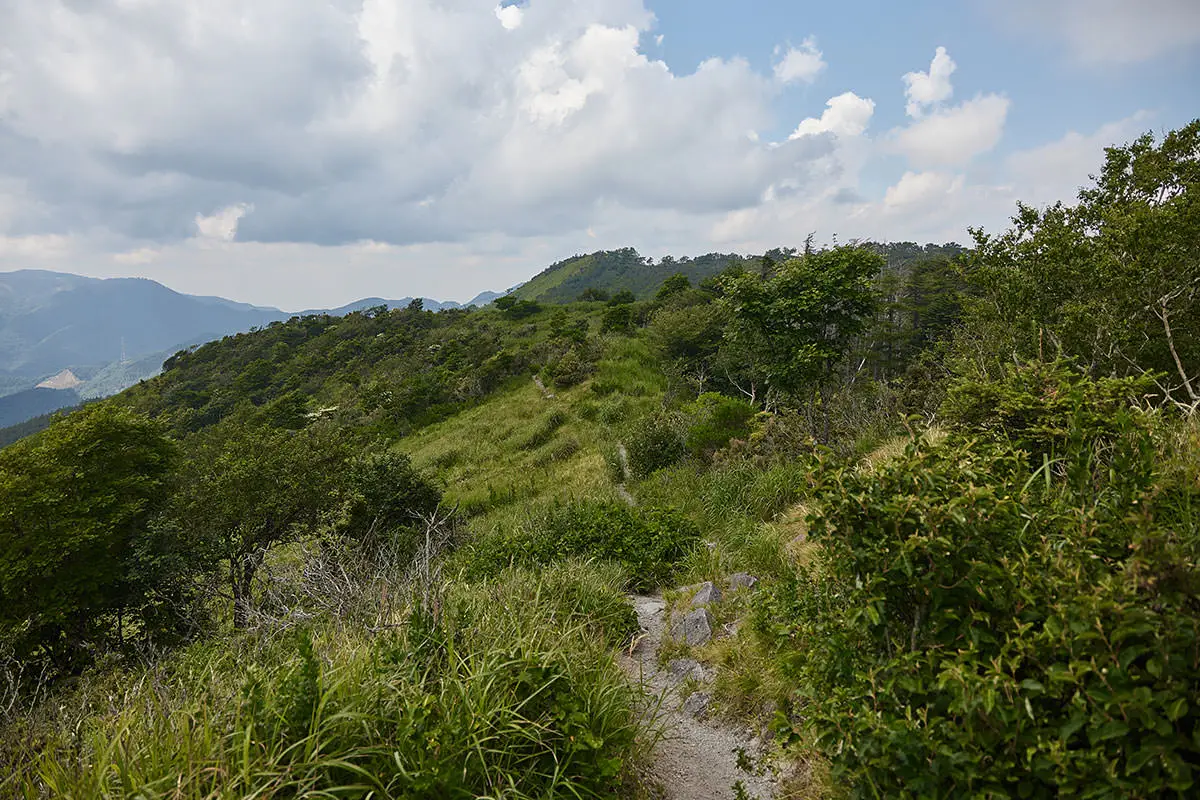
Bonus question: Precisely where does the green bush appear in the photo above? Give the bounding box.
[601,304,634,334]
[943,360,1158,460]
[464,501,700,590]
[756,423,1200,798]
[624,412,685,478]
[683,392,756,460]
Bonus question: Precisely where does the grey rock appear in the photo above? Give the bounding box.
[728,572,759,591]
[688,580,723,607]
[667,658,706,682]
[681,691,712,718]
[670,608,714,646]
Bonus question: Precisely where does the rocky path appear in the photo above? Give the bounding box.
[620,594,775,800]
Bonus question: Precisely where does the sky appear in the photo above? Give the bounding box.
[0,0,1197,310]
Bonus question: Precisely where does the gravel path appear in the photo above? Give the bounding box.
[620,594,775,800]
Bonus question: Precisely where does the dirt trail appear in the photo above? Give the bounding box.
[615,444,637,507]
[620,595,775,800]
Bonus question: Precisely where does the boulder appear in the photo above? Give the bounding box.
[728,572,759,591]
[681,691,712,718]
[670,608,714,647]
[687,580,722,607]
[667,658,706,682]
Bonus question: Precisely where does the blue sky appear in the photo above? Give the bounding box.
[0,0,1196,308]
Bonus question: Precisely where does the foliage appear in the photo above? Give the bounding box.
[943,360,1159,460]
[682,392,757,461]
[341,448,443,547]
[756,413,1200,798]
[4,564,647,799]
[464,501,700,590]
[164,417,352,628]
[624,411,686,478]
[0,404,175,671]
[965,119,1200,406]
[494,295,544,320]
[721,246,881,399]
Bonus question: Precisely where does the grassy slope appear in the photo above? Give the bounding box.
[403,336,667,531]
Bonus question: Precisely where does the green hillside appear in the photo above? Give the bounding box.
[510,247,746,302]
[1,121,1198,799]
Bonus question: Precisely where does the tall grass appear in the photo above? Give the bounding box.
[2,563,652,799]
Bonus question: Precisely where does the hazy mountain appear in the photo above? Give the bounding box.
[0,386,81,429]
[0,270,290,386]
[0,271,505,408]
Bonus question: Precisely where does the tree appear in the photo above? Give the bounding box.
[167,418,351,628]
[343,449,443,552]
[721,246,881,400]
[654,272,691,303]
[0,404,175,670]
[967,119,1200,406]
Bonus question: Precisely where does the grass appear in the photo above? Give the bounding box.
[2,562,655,799]
[403,334,666,534]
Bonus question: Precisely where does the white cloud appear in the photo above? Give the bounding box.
[0,1,1169,308]
[790,92,876,138]
[195,204,253,242]
[892,94,1010,167]
[495,3,523,30]
[884,171,965,210]
[1006,112,1150,204]
[903,46,956,117]
[774,38,826,84]
[991,0,1200,65]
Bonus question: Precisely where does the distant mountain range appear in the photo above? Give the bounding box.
[0,270,502,429]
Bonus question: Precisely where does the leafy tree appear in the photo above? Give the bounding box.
[167,418,351,628]
[576,287,610,302]
[607,289,636,306]
[721,246,881,400]
[0,404,175,669]
[967,119,1200,405]
[654,272,691,303]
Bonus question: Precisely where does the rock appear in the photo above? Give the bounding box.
[688,580,723,607]
[670,608,714,646]
[728,572,759,591]
[681,691,712,718]
[667,658,706,682]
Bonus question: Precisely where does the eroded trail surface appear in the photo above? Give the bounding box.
[620,595,775,800]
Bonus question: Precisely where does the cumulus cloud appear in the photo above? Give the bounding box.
[1006,112,1150,204]
[789,92,876,138]
[0,0,829,251]
[495,3,523,30]
[903,46,956,117]
[892,94,1010,167]
[990,0,1200,65]
[774,38,826,84]
[195,204,253,243]
[884,171,964,210]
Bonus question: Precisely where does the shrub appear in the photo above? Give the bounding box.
[342,449,443,545]
[942,360,1158,460]
[624,412,685,478]
[683,392,756,461]
[756,424,1200,798]
[601,304,634,335]
[464,501,700,590]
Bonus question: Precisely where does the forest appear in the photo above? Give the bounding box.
[0,121,1196,799]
